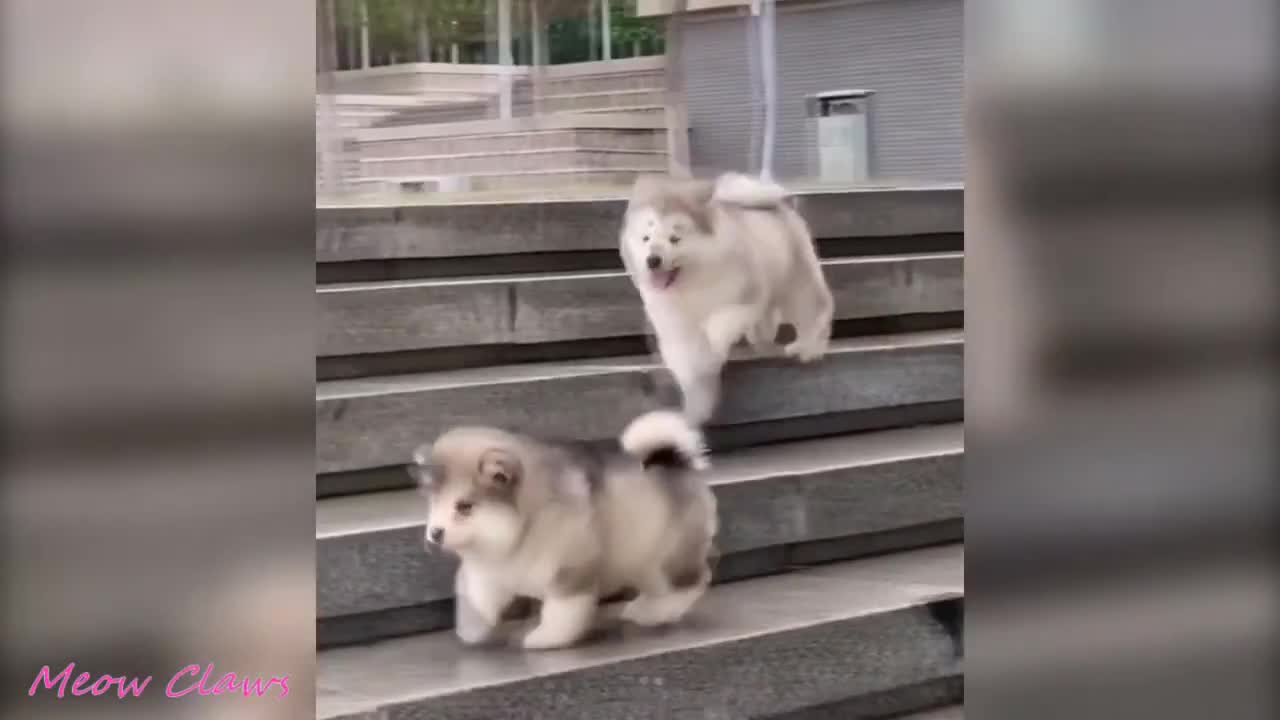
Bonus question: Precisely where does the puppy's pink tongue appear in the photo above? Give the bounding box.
[650,269,678,289]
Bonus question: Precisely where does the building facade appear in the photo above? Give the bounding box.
[652,0,963,181]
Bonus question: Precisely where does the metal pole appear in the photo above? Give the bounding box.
[747,0,761,173]
[498,0,513,118]
[664,0,691,174]
[760,0,777,180]
[588,0,598,60]
[359,0,371,68]
[531,0,544,65]
[317,0,343,195]
[602,0,613,61]
[417,3,432,62]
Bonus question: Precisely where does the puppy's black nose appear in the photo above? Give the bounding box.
[428,527,444,544]
[646,255,661,269]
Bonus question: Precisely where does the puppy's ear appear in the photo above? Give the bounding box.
[628,174,668,208]
[661,180,714,234]
[414,440,445,489]
[408,444,435,489]
[477,447,521,493]
[680,178,716,205]
[684,203,714,235]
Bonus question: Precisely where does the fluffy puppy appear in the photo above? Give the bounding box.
[620,172,834,423]
[411,411,717,650]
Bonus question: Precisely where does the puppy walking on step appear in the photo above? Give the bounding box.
[620,173,834,423]
[411,411,718,650]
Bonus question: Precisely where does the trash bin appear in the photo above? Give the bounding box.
[806,90,874,183]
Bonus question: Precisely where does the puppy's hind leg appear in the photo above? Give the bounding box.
[783,288,832,363]
[620,562,710,627]
[522,594,596,650]
[780,216,834,363]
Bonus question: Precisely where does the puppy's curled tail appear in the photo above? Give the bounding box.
[620,411,709,471]
[712,172,789,208]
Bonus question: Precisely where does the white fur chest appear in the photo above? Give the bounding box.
[462,551,557,599]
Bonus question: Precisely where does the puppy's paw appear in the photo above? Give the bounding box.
[745,311,782,351]
[705,329,740,362]
[519,595,595,650]
[520,625,578,650]
[783,339,827,363]
[705,309,757,361]
[745,325,775,352]
[455,620,499,647]
[622,592,699,627]
[619,597,667,627]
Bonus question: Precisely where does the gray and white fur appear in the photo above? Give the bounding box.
[620,172,834,423]
[411,411,717,650]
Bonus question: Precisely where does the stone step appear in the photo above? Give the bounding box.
[373,96,520,127]
[372,87,667,129]
[357,147,668,177]
[318,424,961,630]
[315,330,963,474]
[319,92,479,108]
[316,544,963,720]
[536,88,666,113]
[568,103,668,118]
[376,102,494,127]
[465,168,655,191]
[356,128,667,159]
[401,103,667,122]
[353,111,667,144]
[317,185,963,263]
[317,95,439,129]
[896,706,964,719]
[535,69,666,96]
[329,110,402,128]
[350,168,660,195]
[317,252,963,357]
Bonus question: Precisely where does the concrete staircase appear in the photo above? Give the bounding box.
[331,57,671,193]
[347,113,669,193]
[317,94,442,129]
[365,57,668,128]
[317,95,439,189]
[315,185,965,719]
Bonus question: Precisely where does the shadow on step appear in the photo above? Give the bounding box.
[705,400,963,454]
[317,400,963,498]
[317,519,962,649]
[766,677,962,720]
[317,311,962,381]
[315,234,964,284]
[317,249,623,284]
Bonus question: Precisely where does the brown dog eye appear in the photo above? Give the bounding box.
[455,500,473,516]
[642,235,650,243]
[670,235,681,244]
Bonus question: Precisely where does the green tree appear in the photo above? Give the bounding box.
[609,0,661,56]
[333,0,660,67]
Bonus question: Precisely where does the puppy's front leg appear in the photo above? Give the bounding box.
[657,323,721,424]
[745,306,782,351]
[522,594,596,650]
[704,304,762,360]
[455,565,511,646]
